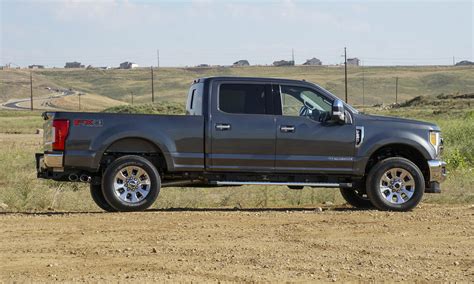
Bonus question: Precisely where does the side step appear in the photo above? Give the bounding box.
[214,181,352,188]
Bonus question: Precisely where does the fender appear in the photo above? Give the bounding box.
[353,129,434,175]
[91,124,176,171]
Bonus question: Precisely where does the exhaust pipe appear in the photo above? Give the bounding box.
[68,174,78,182]
[80,175,91,183]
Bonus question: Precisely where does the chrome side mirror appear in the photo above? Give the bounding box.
[331,99,345,123]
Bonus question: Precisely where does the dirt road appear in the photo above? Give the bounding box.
[1,205,472,282]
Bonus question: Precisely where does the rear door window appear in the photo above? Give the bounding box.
[218,84,266,114]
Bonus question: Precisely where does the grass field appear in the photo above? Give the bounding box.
[0,66,473,211]
[2,65,473,107]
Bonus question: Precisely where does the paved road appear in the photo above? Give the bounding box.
[1,91,74,111]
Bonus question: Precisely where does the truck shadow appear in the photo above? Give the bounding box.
[0,206,369,215]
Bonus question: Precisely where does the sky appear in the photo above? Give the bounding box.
[1,0,473,67]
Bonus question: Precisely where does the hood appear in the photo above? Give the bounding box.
[357,114,439,129]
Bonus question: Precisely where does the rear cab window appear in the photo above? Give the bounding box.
[218,84,267,114]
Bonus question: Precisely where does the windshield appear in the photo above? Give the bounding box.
[310,83,359,114]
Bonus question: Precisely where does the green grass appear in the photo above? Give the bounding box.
[103,102,184,115]
[0,103,472,212]
[0,65,473,211]
[0,110,44,133]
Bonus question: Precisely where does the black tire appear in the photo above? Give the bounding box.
[102,155,161,212]
[288,185,304,190]
[366,157,424,211]
[339,186,373,209]
[90,184,116,212]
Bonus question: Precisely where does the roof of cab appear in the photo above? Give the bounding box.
[193,76,313,86]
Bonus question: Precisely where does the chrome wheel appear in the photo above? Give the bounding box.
[379,168,415,204]
[113,166,151,204]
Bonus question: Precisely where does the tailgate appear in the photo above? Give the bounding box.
[42,112,55,151]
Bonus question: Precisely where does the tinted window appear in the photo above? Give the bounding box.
[219,84,266,114]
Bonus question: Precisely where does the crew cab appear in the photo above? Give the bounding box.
[36,77,446,212]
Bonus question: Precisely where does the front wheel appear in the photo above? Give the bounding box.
[102,155,161,212]
[366,157,424,211]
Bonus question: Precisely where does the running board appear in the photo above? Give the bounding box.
[214,181,352,188]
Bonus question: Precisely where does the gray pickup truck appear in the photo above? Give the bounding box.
[36,77,446,212]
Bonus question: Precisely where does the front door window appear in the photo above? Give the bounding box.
[280,85,332,122]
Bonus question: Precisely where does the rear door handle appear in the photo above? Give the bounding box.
[215,123,231,131]
[280,125,295,133]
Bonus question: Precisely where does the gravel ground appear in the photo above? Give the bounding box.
[1,204,473,282]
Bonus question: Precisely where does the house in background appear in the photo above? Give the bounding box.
[28,64,45,69]
[119,62,139,69]
[233,60,250,67]
[65,62,84,68]
[347,58,360,66]
[302,58,322,66]
[273,60,295,67]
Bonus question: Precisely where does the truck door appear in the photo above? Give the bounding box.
[208,81,276,171]
[273,84,355,174]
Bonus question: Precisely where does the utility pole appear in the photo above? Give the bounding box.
[344,47,348,103]
[362,60,365,107]
[291,48,295,65]
[30,71,33,110]
[157,49,160,68]
[151,67,155,103]
[395,77,399,104]
[453,56,455,66]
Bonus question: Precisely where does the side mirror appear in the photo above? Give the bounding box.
[331,99,345,123]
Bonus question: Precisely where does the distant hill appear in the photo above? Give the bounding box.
[1,65,473,109]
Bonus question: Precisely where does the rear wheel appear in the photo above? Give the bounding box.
[366,157,424,211]
[288,185,304,190]
[339,186,373,208]
[102,155,161,212]
[90,184,116,212]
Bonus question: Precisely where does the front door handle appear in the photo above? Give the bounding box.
[215,123,231,131]
[280,125,295,133]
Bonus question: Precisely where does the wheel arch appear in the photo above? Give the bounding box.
[98,137,172,171]
[364,143,430,186]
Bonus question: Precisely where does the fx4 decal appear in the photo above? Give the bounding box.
[73,119,103,127]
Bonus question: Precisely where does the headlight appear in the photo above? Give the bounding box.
[429,131,441,155]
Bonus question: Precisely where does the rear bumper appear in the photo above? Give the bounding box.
[428,160,447,183]
[36,152,64,179]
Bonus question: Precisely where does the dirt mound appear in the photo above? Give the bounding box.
[400,93,474,108]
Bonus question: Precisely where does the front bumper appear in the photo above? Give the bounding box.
[428,160,447,183]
